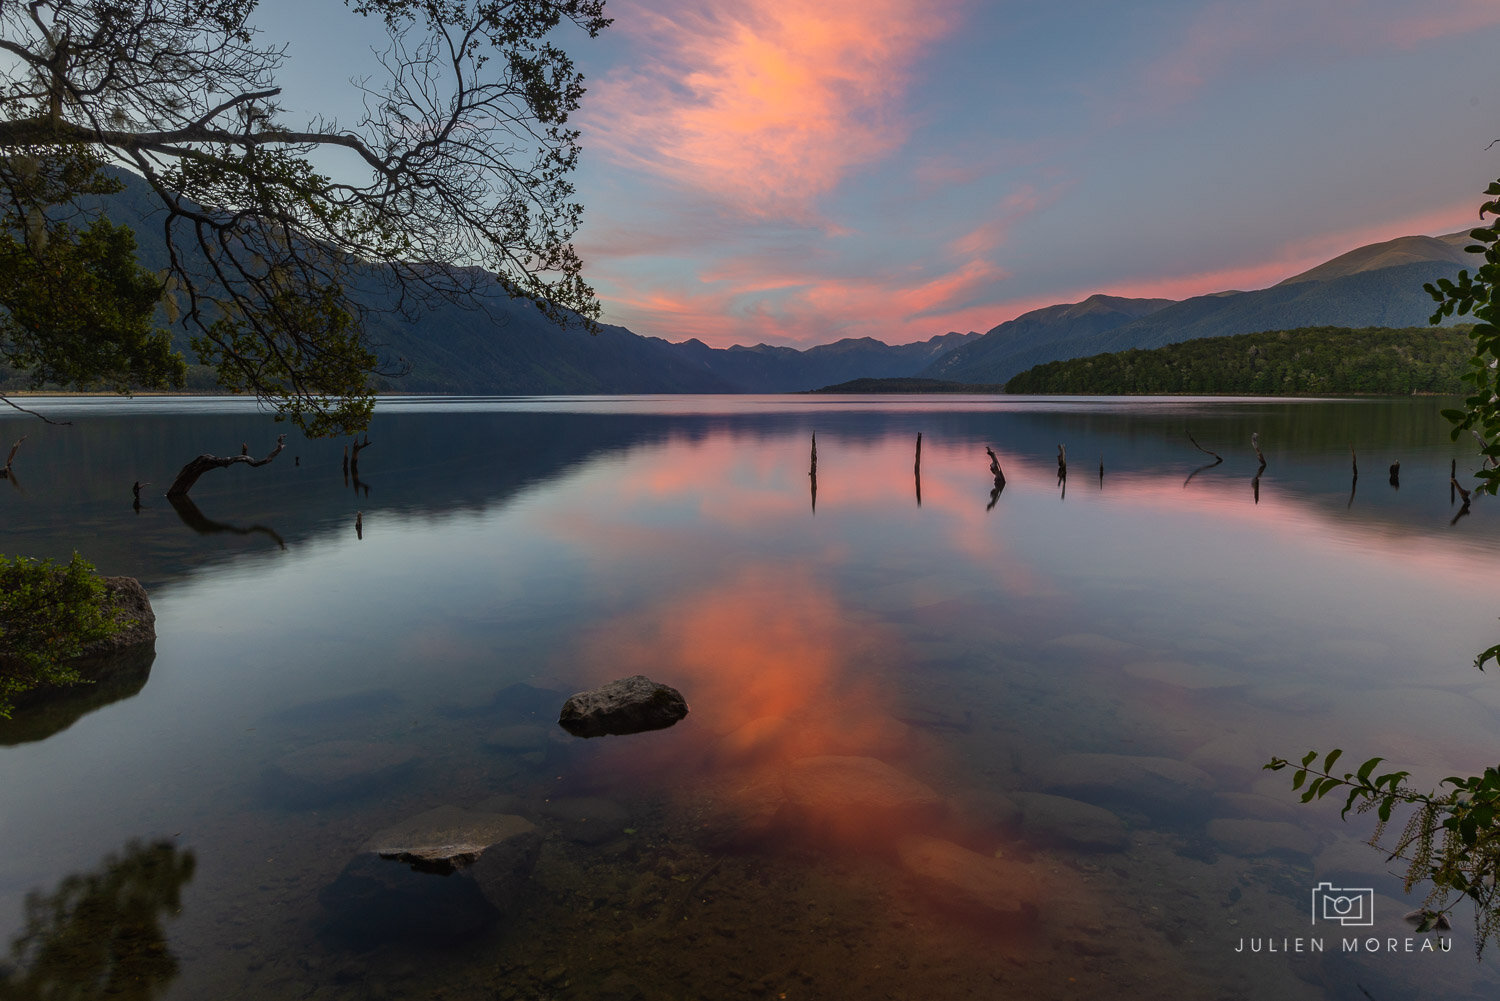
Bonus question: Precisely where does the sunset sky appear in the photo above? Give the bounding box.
[261,0,1500,348]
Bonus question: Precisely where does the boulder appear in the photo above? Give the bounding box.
[321,805,543,935]
[895,835,1041,920]
[84,577,156,656]
[365,805,540,874]
[558,675,688,737]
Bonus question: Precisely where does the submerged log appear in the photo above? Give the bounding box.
[1251,432,1266,471]
[985,446,1005,485]
[1389,460,1400,489]
[165,435,288,499]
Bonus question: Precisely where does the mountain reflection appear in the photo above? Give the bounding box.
[0,840,195,1001]
[0,397,1490,591]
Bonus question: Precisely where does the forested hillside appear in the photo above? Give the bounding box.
[1004,326,1473,395]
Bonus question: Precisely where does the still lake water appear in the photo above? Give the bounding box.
[2,394,1500,1000]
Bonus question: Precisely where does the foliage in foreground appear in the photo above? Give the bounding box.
[1269,177,1500,959]
[0,0,610,435]
[1427,179,1500,495]
[1265,752,1500,955]
[1003,325,1473,396]
[0,553,120,718]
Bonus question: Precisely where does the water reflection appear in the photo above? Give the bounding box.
[0,646,156,746]
[168,494,286,549]
[3,396,1500,1000]
[0,840,194,1001]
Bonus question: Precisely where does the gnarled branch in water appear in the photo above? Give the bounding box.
[1187,430,1221,462]
[165,435,287,499]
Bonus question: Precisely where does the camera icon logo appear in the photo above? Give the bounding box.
[1311,882,1375,926]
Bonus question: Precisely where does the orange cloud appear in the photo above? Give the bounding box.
[586,0,960,216]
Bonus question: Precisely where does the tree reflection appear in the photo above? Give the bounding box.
[1,840,195,1001]
[169,494,286,549]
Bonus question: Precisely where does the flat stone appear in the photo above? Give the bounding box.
[1122,659,1245,690]
[1038,752,1215,811]
[1207,818,1318,857]
[264,740,418,807]
[895,835,1041,920]
[365,805,539,874]
[782,755,943,823]
[558,675,688,737]
[1011,792,1130,852]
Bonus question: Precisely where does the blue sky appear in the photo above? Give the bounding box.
[256,0,1500,347]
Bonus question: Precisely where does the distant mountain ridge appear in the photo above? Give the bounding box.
[45,168,979,395]
[920,233,1476,387]
[30,167,1484,395]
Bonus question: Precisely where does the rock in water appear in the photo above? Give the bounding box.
[558,675,688,737]
[365,805,540,874]
[895,835,1041,921]
[321,805,543,942]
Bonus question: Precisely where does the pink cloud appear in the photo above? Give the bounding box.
[585,0,960,217]
[1130,0,1500,115]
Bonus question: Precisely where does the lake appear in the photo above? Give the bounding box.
[2,394,1499,1000]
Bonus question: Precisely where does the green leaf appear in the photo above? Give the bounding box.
[1323,749,1342,773]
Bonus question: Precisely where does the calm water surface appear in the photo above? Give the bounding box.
[2,395,1499,1000]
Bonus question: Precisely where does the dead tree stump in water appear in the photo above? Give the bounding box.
[1056,444,1067,482]
[0,435,25,478]
[1251,432,1266,471]
[1389,460,1400,489]
[350,435,372,478]
[166,435,288,499]
[985,447,1005,485]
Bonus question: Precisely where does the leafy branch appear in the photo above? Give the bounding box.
[1265,750,1500,954]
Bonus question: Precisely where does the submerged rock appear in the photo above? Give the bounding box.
[263,740,419,807]
[782,755,943,823]
[539,797,631,846]
[558,675,688,737]
[896,835,1041,920]
[1038,752,1214,812]
[1206,818,1317,857]
[1011,791,1130,852]
[321,805,543,942]
[320,855,499,947]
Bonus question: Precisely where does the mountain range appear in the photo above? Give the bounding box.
[48,169,1486,393]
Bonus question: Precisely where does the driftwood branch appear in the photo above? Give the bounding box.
[166,435,288,498]
[1251,432,1266,470]
[1187,430,1221,462]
